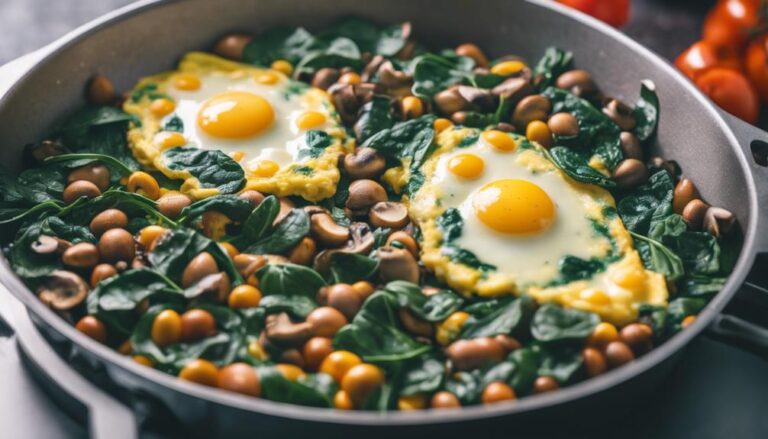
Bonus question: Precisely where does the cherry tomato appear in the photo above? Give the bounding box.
[558,0,631,28]
[675,40,743,80]
[703,0,763,51]
[696,67,760,124]
[745,34,768,104]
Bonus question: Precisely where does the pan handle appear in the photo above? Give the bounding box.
[720,110,768,254]
[0,289,138,439]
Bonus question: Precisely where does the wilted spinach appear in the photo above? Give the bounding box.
[531,304,599,343]
[256,263,326,298]
[383,281,464,322]
[162,147,245,194]
[534,47,574,91]
[148,228,243,285]
[461,295,536,339]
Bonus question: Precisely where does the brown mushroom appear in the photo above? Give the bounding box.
[311,68,341,90]
[86,75,115,105]
[456,86,497,112]
[555,69,598,98]
[377,60,413,91]
[238,190,265,207]
[313,222,375,273]
[28,140,65,162]
[346,179,387,213]
[62,243,100,268]
[213,33,253,60]
[613,159,648,189]
[619,131,642,160]
[369,201,409,229]
[68,164,111,192]
[703,207,736,238]
[491,77,533,104]
[275,198,295,225]
[602,98,636,131]
[184,272,231,303]
[265,312,313,347]
[682,199,710,230]
[343,148,386,180]
[398,307,434,338]
[182,252,219,288]
[377,245,419,283]
[30,235,70,255]
[37,270,89,311]
[311,213,350,247]
[445,337,506,371]
[512,95,552,129]
[434,87,471,115]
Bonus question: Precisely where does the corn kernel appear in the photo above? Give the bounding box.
[526,120,553,148]
[255,71,280,85]
[482,130,517,152]
[398,394,427,411]
[587,322,619,347]
[149,98,176,117]
[296,111,326,130]
[434,118,454,132]
[276,363,306,381]
[271,59,293,76]
[436,311,470,345]
[490,60,527,76]
[174,73,201,91]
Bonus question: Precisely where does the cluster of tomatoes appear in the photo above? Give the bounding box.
[557,0,631,27]
[676,0,768,124]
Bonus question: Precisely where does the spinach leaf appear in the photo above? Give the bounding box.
[555,256,605,284]
[536,344,584,384]
[410,53,474,100]
[631,232,685,281]
[58,105,139,170]
[679,276,726,299]
[87,268,183,336]
[534,47,574,91]
[333,291,431,363]
[355,96,395,143]
[547,147,615,188]
[256,263,326,298]
[461,295,536,339]
[362,114,437,170]
[531,304,599,343]
[9,217,96,279]
[397,353,445,396]
[633,80,660,143]
[258,294,317,319]
[257,365,333,407]
[320,17,409,57]
[240,208,309,254]
[445,369,483,405]
[297,130,334,160]
[44,153,134,177]
[242,27,319,66]
[669,232,721,275]
[507,347,540,394]
[177,195,253,226]
[294,37,363,76]
[161,147,245,194]
[229,195,280,248]
[383,281,464,322]
[617,169,674,235]
[435,208,495,271]
[329,252,379,284]
[148,228,242,285]
[163,115,184,132]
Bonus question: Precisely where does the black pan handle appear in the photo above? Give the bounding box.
[708,111,768,356]
[0,290,138,439]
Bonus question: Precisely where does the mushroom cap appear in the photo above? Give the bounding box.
[37,270,89,311]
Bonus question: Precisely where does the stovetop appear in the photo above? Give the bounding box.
[0,0,767,437]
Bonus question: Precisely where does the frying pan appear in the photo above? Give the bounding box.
[0,0,767,437]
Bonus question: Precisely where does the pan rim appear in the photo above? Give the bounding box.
[0,0,761,426]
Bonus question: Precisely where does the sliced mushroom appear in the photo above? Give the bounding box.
[491,77,534,105]
[369,201,409,229]
[233,253,268,278]
[377,245,419,283]
[313,222,375,273]
[703,207,736,238]
[27,140,65,163]
[311,213,350,247]
[361,55,387,82]
[602,98,636,131]
[377,60,413,91]
[31,235,70,255]
[274,198,295,225]
[184,272,232,302]
[265,312,313,348]
[456,86,497,112]
[346,179,387,212]
[37,270,89,311]
[181,252,219,288]
[343,147,386,180]
[434,86,471,115]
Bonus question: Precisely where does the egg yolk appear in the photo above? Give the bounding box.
[197,91,274,139]
[473,179,556,235]
[448,153,485,179]
[490,60,527,76]
[296,111,326,130]
[252,159,280,177]
[175,74,201,91]
[154,131,187,149]
[255,71,280,85]
[149,98,176,117]
[482,130,518,152]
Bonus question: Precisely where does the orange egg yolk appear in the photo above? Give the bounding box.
[296,111,326,130]
[473,179,556,235]
[448,153,485,179]
[154,131,187,149]
[197,91,274,139]
[175,74,201,91]
[252,159,280,177]
[149,98,176,117]
[482,130,517,152]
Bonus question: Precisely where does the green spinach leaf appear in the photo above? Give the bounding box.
[162,147,245,194]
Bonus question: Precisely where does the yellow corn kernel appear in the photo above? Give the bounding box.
[490,60,527,76]
[434,118,454,133]
[398,394,427,411]
[526,121,553,148]
[219,242,239,258]
[276,363,306,381]
[133,355,154,367]
[149,98,176,117]
[247,340,269,360]
[587,322,619,347]
[255,71,280,85]
[334,390,354,410]
[252,159,280,178]
[174,73,201,91]
[436,311,470,346]
[401,96,424,119]
[154,131,187,149]
[613,268,646,292]
[338,72,362,85]
[138,225,167,250]
[230,151,245,162]
[296,111,326,130]
[127,171,161,200]
[271,59,293,76]
[201,211,231,241]
[482,130,517,152]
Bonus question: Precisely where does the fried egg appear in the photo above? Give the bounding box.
[406,127,668,324]
[124,52,351,200]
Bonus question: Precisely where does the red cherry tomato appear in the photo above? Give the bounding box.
[558,0,631,27]
[696,67,760,124]
[745,34,768,105]
[703,0,762,51]
[675,40,743,81]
